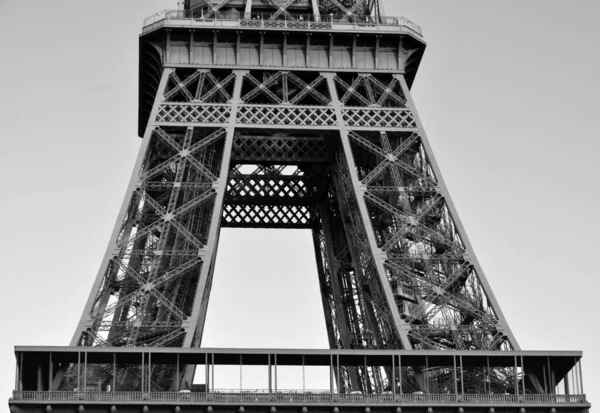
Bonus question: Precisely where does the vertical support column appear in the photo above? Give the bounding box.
[302,355,306,393]
[514,356,519,396]
[391,354,395,396]
[398,354,402,396]
[283,33,288,67]
[19,352,23,392]
[330,355,334,394]
[112,353,116,392]
[48,353,53,392]
[212,31,218,64]
[236,32,241,65]
[14,353,19,392]
[374,36,380,69]
[351,35,357,69]
[176,353,180,391]
[521,355,526,396]
[166,29,171,63]
[184,70,247,348]
[268,354,272,395]
[141,352,144,394]
[453,355,458,397]
[83,352,87,392]
[259,32,264,65]
[336,354,340,393]
[306,34,311,67]
[205,353,209,393]
[189,30,194,63]
[211,353,215,393]
[323,72,412,350]
[328,34,334,69]
[459,355,464,396]
[76,352,80,393]
[148,352,152,393]
[37,365,42,392]
[578,358,584,395]
[274,354,278,393]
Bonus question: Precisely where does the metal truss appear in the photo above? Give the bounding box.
[70,63,520,393]
[317,0,378,22]
[190,0,235,19]
[187,0,380,23]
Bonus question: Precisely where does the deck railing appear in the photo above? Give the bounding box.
[142,10,422,36]
[11,391,588,405]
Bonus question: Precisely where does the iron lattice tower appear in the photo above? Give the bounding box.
[68,0,524,393]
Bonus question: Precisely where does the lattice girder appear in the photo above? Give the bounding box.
[232,132,330,163]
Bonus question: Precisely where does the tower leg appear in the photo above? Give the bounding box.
[324,72,413,351]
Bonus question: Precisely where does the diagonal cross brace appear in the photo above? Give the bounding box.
[336,76,372,107]
[288,73,331,105]
[202,0,234,19]
[167,72,194,101]
[268,0,298,20]
[242,72,283,104]
[165,71,202,101]
[328,0,367,21]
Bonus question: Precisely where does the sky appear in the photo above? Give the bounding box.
[0,0,599,404]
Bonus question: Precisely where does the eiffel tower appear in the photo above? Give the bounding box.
[8,1,590,412]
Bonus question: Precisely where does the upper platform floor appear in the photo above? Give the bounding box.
[9,346,590,413]
[142,10,423,38]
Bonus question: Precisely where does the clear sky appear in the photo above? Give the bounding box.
[0,0,598,403]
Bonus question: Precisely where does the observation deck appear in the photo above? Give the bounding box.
[142,10,423,37]
[9,347,590,413]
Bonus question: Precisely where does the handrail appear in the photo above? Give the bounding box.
[11,391,588,405]
[142,9,422,36]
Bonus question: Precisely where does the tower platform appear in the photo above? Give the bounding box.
[9,347,589,413]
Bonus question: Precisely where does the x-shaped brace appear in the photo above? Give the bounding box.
[328,0,367,21]
[268,0,298,20]
[201,0,234,19]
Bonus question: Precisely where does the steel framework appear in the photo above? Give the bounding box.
[54,0,549,397]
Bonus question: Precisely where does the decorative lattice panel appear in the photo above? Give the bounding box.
[227,176,309,201]
[157,104,232,124]
[342,108,417,128]
[222,204,312,228]
[237,105,337,126]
